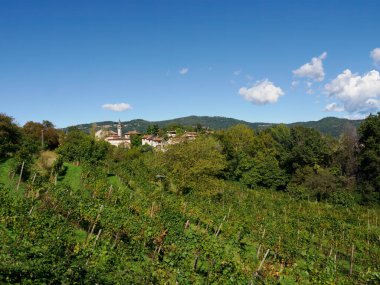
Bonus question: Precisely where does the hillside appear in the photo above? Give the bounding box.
[1,159,379,284]
[289,117,363,138]
[70,116,363,137]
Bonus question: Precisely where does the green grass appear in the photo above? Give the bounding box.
[59,162,82,191]
[0,158,14,186]
[74,228,88,242]
[107,174,125,189]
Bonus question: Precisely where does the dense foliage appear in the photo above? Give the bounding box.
[0,112,379,284]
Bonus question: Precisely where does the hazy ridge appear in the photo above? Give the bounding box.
[69,115,363,137]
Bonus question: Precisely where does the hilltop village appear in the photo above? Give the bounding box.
[95,120,199,149]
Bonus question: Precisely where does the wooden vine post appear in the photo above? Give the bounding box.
[349,244,355,275]
[32,172,37,184]
[87,204,104,243]
[253,249,270,279]
[16,161,25,191]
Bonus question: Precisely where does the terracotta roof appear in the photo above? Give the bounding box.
[106,137,128,141]
[126,130,141,135]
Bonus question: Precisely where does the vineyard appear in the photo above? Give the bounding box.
[1,160,379,284]
[1,113,380,284]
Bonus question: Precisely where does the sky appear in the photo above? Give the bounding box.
[1,0,380,128]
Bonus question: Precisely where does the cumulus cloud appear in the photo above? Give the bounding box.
[239,79,284,105]
[324,103,344,112]
[293,52,327,82]
[324,69,380,115]
[179,67,189,75]
[370,48,380,65]
[102,103,132,112]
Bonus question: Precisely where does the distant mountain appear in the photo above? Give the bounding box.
[68,116,363,138]
[288,117,363,137]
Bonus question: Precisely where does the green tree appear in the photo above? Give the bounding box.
[264,124,292,169]
[240,151,287,189]
[23,120,60,150]
[147,124,159,135]
[57,128,110,164]
[160,136,226,194]
[286,126,332,173]
[0,113,21,159]
[217,124,257,179]
[357,113,380,202]
[334,125,358,181]
[131,134,142,148]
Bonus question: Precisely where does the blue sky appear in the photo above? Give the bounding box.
[1,0,380,127]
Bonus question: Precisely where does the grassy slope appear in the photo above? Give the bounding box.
[59,163,82,191]
[58,163,125,192]
[0,158,22,192]
[0,159,13,186]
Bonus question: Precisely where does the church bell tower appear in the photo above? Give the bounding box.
[117,120,122,137]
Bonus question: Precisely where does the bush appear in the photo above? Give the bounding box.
[327,190,357,207]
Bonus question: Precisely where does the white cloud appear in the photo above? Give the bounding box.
[345,113,369,120]
[245,74,254,81]
[344,113,368,120]
[370,48,380,65]
[293,52,327,82]
[179,67,189,75]
[233,70,241,76]
[102,103,132,112]
[324,103,344,112]
[239,79,284,105]
[324,69,380,115]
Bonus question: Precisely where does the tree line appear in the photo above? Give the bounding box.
[1,112,379,204]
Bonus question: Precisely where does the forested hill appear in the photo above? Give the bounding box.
[69,116,363,137]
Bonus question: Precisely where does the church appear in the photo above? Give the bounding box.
[95,120,131,147]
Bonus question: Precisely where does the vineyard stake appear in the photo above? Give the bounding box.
[349,244,354,275]
[108,185,113,199]
[88,205,104,241]
[297,229,300,245]
[215,222,222,237]
[262,228,266,239]
[257,249,270,272]
[16,161,25,191]
[257,244,262,259]
[193,254,199,271]
[94,229,102,247]
[329,246,333,257]
[227,206,232,221]
[150,202,155,218]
